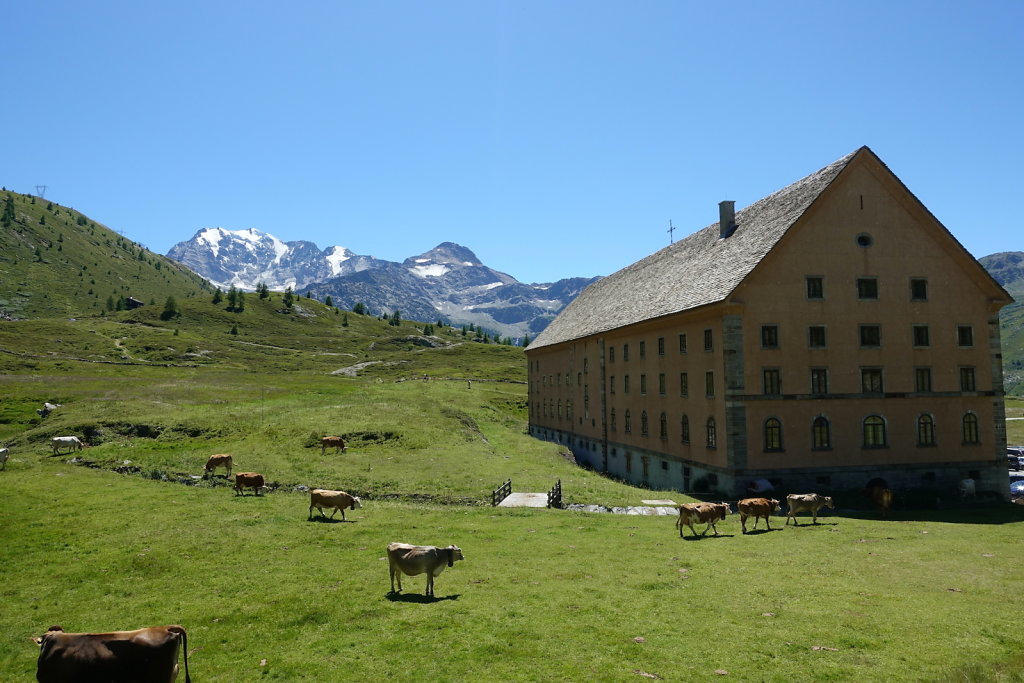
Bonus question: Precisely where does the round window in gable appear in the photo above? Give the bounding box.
[856,233,873,248]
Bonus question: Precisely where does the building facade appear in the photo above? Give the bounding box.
[525,148,1013,498]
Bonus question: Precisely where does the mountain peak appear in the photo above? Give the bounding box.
[406,242,481,268]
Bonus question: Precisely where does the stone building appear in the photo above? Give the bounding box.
[525,147,1013,498]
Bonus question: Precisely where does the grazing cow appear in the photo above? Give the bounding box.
[675,502,731,538]
[35,625,190,683]
[737,497,781,534]
[37,402,62,418]
[50,436,83,455]
[959,478,976,500]
[234,472,266,496]
[387,542,464,597]
[0,447,8,470]
[320,436,347,454]
[785,493,834,526]
[204,453,233,478]
[862,486,893,517]
[308,489,362,520]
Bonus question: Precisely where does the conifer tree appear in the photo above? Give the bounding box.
[212,288,223,305]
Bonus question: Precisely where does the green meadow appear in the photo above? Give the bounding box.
[2,299,1024,681]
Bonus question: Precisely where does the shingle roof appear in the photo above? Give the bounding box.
[527,147,863,351]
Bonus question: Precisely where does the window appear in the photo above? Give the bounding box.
[658,337,665,356]
[583,358,588,374]
[639,341,646,359]
[679,334,687,354]
[659,412,668,440]
[625,452,632,473]
[917,414,936,446]
[863,415,887,448]
[566,400,573,420]
[806,276,824,300]
[812,416,831,450]
[706,417,717,448]
[915,367,932,393]
[624,375,630,394]
[623,343,630,361]
[962,413,980,444]
[577,372,582,386]
[610,408,617,432]
[764,418,783,451]
[641,411,649,437]
[860,324,881,348]
[557,400,563,419]
[704,329,713,352]
[658,373,666,395]
[809,326,827,348]
[705,371,714,397]
[681,415,690,444]
[641,455,650,480]
[610,376,616,394]
[811,368,828,394]
[761,325,779,349]
[565,373,570,386]
[857,277,879,300]
[912,325,930,347]
[862,368,883,393]
[679,372,689,397]
[624,410,632,433]
[763,368,781,395]
[960,366,976,392]
[640,374,648,395]
[910,278,928,301]
[609,346,615,363]
[957,325,974,347]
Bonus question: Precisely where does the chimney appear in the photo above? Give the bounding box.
[719,201,736,238]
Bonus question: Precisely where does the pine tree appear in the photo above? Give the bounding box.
[160,296,180,321]
[226,286,238,310]
[1,194,14,226]
[230,324,239,335]
[389,310,401,327]
[353,302,366,315]
[212,289,223,305]
[342,313,349,327]
[282,287,294,308]
[235,290,245,312]
[325,295,333,308]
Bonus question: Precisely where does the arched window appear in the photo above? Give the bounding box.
[566,400,573,421]
[681,415,690,444]
[863,415,887,448]
[557,399,562,419]
[625,410,632,433]
[641,410,649,437]
[917,414,936,446]
[659,412,668,440]
[962,412,980,444]
[812,416,831,450]
[610,408,617,432]
[764,417,782,451]
[706,417,717,448]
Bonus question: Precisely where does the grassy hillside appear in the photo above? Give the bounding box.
[0,190,210,319]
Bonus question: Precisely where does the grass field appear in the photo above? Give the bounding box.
[3,309,1024,681]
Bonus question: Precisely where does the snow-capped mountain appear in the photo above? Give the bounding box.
[166,228,381,291]
[166,230,600,338]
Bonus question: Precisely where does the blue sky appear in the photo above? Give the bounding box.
[3,1,1021,284]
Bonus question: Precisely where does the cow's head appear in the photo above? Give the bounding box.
[822,496,834,509]
[446,545,464,566]
[770,499,781,512]
[718,502,734,515]
[34,626,64,646]
[351,496,362,509]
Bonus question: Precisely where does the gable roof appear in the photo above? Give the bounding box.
[527,147,863,351]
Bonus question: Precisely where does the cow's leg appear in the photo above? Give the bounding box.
[764,516,771,530]
[389,565,397,593]
[340,508,347,521]
[426,574,434,597]
[308,504,314,520]
[740,515,747,534]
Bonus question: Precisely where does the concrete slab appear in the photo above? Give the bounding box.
[642,499,677,506]
[498,492,550,508]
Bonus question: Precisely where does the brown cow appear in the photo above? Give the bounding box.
[204,453,232,478]
[234,472,266,496]
[320,436,347,455]
[35,625,190,683]
[863,486,893,517]
[785,493,834,526]
[308,489,362,520]
[675,502,731,538]
[387,542,464,597]
[737,497,781,534]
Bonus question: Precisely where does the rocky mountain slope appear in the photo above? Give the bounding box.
[979,251,1024,396]
[167,229,599,338]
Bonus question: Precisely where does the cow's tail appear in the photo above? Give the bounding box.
[170,626,191,683]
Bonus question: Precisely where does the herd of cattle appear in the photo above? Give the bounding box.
[22,430,899,681]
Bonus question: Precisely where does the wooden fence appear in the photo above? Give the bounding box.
[547,479,562,509]
[492,479,512,506]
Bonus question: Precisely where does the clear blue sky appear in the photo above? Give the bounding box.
[3,1,1021,284]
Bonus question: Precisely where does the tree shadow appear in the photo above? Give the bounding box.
[385,592,461,604]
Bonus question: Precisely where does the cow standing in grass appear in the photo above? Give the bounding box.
[234,472,266,496]
[308,489,361,520]
[785,493,834,526]
[387,543,464,597]
[738,498,781,534]
[35,625,191,683]
[675,502,731,538]
[320,436,347,454]
[51,436,83,455]
[204,453,233,478]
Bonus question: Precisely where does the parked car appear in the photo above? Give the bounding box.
[1010,479,1024,498]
